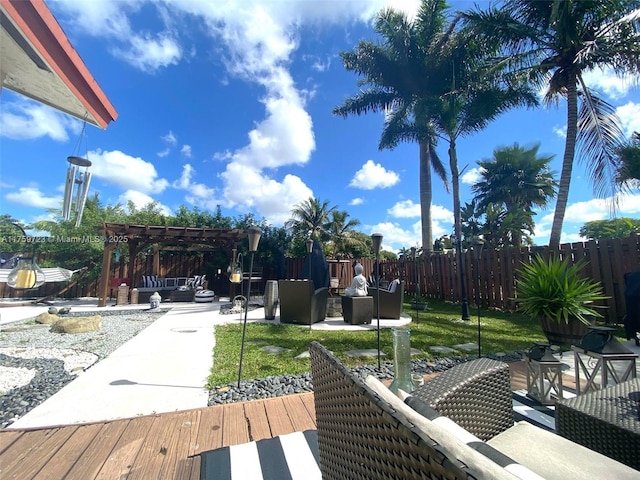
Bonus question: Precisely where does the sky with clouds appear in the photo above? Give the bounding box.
[1,0,639,253]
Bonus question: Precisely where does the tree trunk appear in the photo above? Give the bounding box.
[419,140,433,252]
[549,79,579,250]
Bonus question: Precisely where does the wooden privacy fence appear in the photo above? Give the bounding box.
[2,236,638,323]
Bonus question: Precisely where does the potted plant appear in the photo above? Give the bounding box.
[514,254,609,346]
[409,295,428,311]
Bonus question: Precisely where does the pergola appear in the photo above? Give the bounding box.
[97,223,247,307]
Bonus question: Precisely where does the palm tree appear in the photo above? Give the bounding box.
[284,197,336,242]
[616,132,640,188]
[333,0,450,253]
[464,0,640,249]
[472,143,557,246]
[325,210,365,259]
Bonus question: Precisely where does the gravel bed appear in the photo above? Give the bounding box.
[208,351,525,405]
[0,309,167,428]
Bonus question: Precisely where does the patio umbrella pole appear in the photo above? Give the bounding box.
[237,252,255,388]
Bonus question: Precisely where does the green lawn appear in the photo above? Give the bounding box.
[207,299,547,388]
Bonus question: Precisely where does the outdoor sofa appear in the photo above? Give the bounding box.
[309,341,638,479]
[134,274,207,302]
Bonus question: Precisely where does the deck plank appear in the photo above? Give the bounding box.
[221,402,250,447]
[282,394,316,432]
[64,420,129,480]
[192,403,223,455]
[262,397,294,437]
[129,410,197,480]
[243,399,272,441]
[0,430,23,456]
[94,416,156,480]
[2,426,77,479]
[158,410,201,480]
[127,412,183,480]
[33,423,104,480]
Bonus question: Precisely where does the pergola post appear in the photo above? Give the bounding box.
[97,242,115,307]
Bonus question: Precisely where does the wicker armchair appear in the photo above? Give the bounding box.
[411,357,513,441]
[278,280,328,325]
[369,280,405,319]
[309,342,515,479]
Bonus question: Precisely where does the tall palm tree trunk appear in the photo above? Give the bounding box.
[419,140,433,252]
[549,80,579,250]
[449,139,470,320]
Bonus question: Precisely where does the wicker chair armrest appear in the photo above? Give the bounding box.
[309,341,477,479]
[411,358,513,441]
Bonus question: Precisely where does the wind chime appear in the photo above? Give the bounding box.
[63,117,92,228]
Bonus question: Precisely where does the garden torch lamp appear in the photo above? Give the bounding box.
[372,233,383,369]
[471,237,485,357]
[238,226,262,387]
[306,237,314,331]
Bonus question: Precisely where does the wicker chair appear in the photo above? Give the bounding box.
[309,342,514,479]
[369,280,405,319]
[278,280,328,325]
[411,357,513,441]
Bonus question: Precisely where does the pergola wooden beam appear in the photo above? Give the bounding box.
[97,223,246,307]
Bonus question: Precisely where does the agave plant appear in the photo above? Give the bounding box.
[515,255,609,325]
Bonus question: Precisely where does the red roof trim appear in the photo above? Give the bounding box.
[1,0,118,128]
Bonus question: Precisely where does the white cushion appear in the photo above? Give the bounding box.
[363,376,523,480]
[488,421,640,480]
[388,279,400,293]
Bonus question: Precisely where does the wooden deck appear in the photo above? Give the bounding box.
[0,361,576,480]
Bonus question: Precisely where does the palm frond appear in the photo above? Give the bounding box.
[575,83,626,199]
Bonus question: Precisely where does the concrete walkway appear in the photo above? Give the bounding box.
[3,298,411,429]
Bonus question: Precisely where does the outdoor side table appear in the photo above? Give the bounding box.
[525,351,564,405]
[556,378,640,470]
[572,345,638,395]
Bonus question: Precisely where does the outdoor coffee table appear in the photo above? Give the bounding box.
[555,378,640,470]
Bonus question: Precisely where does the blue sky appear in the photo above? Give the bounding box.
[1,0,639,253]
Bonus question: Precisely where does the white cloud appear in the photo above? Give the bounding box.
[349,160,400,190]
[583,67,638,100]
[157,149,170,158]
[88,149,169,194]
[220,163,312,225]
[532,192,640,245]
[0,99,74,141]
[553,125,567,138]
[112,33,182,72]
[388,199,420,218]
[616,102,640,138]
[173,164,222,209]
[461,167,483,185]
[349,197,365,206]
[4,187,61,208]
[53,1,181,73]
[162,131,177,146]
[118,190,172,215]
[181,145,192,157]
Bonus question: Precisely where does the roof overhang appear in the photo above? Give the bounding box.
[0,0,117,129]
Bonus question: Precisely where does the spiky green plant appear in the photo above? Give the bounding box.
[514,255,609,325]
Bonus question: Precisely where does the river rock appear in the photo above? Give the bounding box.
[35,312,59,324]
[51,315,101,334]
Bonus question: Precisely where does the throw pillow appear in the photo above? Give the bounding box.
[388,279,400,293]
